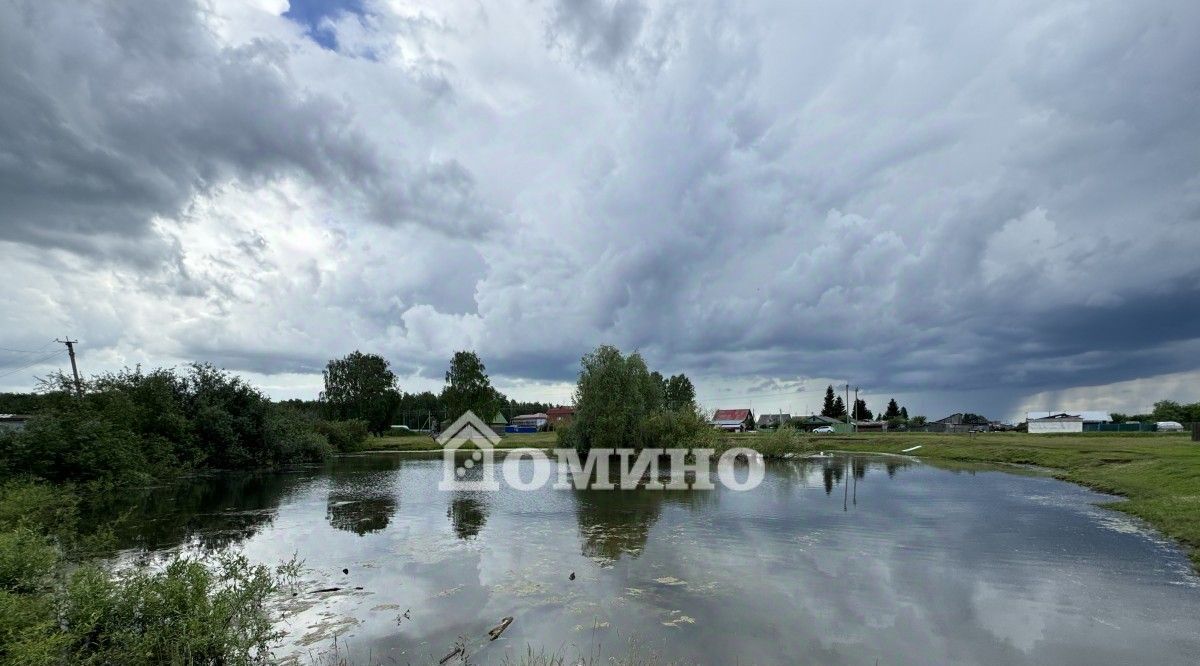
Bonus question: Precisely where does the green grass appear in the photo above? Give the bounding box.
[355,430,559,452]
[723,430,1200,569]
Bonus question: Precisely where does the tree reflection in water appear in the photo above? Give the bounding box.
[444,458,491,540]
[447,493,489,540]
[325,470,398,536]
[572,464,713,564]
[88,471,313,553]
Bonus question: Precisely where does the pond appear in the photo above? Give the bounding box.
[108,453,1200,665]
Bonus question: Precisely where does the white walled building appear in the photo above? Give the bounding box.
[1027,412,1086,433]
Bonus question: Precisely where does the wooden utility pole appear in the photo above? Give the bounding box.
[844,384,851,428]
[853,386,860,432]
[55,337,82,396]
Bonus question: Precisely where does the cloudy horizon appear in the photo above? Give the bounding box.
[2,0,1199,422]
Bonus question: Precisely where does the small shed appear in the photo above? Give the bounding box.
[489,411,508,434]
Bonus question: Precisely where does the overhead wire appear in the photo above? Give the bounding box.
[0,340,57,354]
[0,350,67,380]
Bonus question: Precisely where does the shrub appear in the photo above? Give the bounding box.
[554,422,581,451]
[0,481,289,665]
[314,419,370,452]
[0,588,64,664]
[0,480,79,538]
[1,364,337,485]
[61,554,281,666]
[0,405,151,485]
[265,405,332,464]
[754,424,806,457]
[0,529,58,594]
[644,408,718,450]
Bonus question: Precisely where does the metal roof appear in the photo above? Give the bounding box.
[712,409,751,421]
[1026,411,1111,422]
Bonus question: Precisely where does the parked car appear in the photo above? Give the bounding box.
[1156,421,1184,432]
[813,426,835,434]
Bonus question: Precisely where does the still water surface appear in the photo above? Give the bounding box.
[111,453,1200,665]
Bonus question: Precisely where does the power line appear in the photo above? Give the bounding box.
[0,340,57,354]
[0,350,66,380]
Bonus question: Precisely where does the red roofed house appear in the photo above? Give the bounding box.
[711,408,755,432]
[547,406,575,428]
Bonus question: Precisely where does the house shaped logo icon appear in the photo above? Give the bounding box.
[437,410,502,491]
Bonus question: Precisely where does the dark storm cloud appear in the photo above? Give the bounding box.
[3,0,1200,418]
[0,0,489,262]
[479,0,1200,417]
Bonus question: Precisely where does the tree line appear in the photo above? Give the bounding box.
[305,349,566,434]
[0,364,370,486]
[1112,400,1200,424]
[818,385,923,426]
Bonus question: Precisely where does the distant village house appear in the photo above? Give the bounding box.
[756,413,791,429]
[505,412,548,433]
[711,409,754,432]
[924,413,990,433]
[547,406,575,428]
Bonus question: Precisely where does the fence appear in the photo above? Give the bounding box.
[1084,422,1156,432]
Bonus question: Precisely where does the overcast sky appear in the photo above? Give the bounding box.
[2,0,1199,421]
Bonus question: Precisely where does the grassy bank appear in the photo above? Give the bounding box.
[724,430,1200,569]
[356,431,558,452]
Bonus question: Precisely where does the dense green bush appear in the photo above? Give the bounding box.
[554,422,581,450]
[0,481,287,665]
[61,554,281,665]
[315,418,369,452]
[0,364,359,485]
[643,407,718,450]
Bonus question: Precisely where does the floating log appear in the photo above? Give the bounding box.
[310,587,341,593]
[487,616,514,641]
[438,646,463,664]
